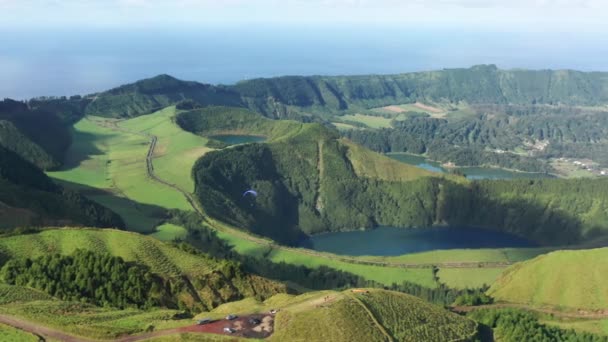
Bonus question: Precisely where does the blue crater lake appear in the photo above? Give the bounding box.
[387,153,552,180]
[303,226,536,256]
[210,135,266,146]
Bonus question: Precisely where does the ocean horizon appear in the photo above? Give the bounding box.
[2,26,608,99]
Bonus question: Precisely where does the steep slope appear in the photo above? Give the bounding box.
[85,74,243,118]
[0,145,123,229]
[488,248,608,309]
[232,65,608,117]
[0,99,72,170]
[269,289,477,342]
[189,107,608,246]
[0,228,286,312]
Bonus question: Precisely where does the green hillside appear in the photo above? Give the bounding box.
[232,65,608,117]
[0,145,124,229]
[269,289,477,342]
[0,228,286,312]
[488,248,608,309]
[0,99,72,170]
[190,107,608,246]
[85,74,243,118]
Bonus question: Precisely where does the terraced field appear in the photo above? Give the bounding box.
[0,228,221,277]
[355,290,478,342]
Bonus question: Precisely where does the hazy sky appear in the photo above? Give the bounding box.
[1,0,607,32]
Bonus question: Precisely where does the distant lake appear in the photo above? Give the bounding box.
[387,153,552,180]
[302,226,536,256]
[211,134,266,146]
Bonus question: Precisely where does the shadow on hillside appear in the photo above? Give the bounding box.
[440,182,597,246]
[53,179,169,234]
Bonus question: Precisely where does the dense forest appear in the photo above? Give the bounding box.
[192,121,608,246]
[0,250,160,309]
[344,107,608,170]
[231,65,608,118]
[469,309,608,342]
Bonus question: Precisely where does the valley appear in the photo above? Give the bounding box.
[2,66,608,341]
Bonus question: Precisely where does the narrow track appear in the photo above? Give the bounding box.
[97,117,516,270]
[347,294,394,342]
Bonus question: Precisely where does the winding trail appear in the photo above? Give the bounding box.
[347,294,394,342]
[94,116,516,270]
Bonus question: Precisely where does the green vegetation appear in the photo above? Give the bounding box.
[271,295,386,342]
[0,99,71,170]
[0,300,190,340]
[542,318,608,337]
[354,289,478,341]
[488,248,608,309]
[0,144,123,230]
[469,308,608,341]
[117,106,211,192]
[1,250,160,309]
[0,229,286,312]
[175,106,304,142]
[85,74,242,118]
[48,113,192,233]
[437,268,505,289]
[0,284,54,304]
[339,113,393,128]
[151,223,189,241]
[191,111,608,246]
[0,322,40,342]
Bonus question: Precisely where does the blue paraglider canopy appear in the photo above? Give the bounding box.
[242,190,258,197]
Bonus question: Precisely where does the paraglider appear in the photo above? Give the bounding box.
[242,190,258,198]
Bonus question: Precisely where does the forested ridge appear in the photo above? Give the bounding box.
[191,116,608,246]
[23,65,608,120]
[344,106,608,170]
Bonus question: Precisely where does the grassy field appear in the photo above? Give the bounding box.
[150,223,189,242]
[339,114,393,128]
[360,247,551,265]
[118,106,211,193]
[332,122,361,131]
[542,318,608,337]
[0,322,40,342]
[437,268,505,289]
[215,229,437,288]
[550,159,596,178]
[488,248,608,309]
[47,114,192,233]
[341,138,439,182]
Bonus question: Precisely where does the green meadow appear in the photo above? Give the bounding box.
[44,105,552,291]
